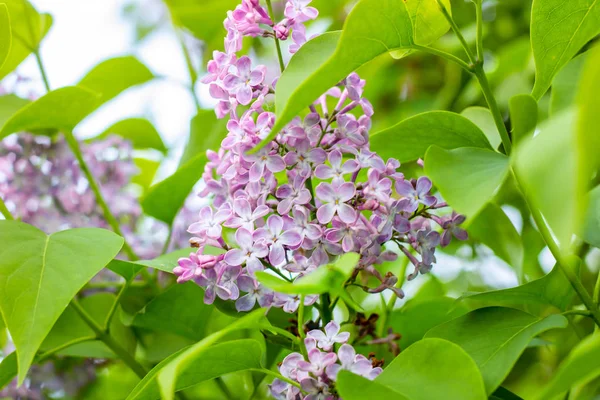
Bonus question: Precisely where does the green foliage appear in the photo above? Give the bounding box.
[0,352,17,390]
[513,110,585,255]
[94,118,167,153]
[354,338,486,400]
[577,46,600,180]
[140,111,226,224]
[0,4,11,70]
[179,110,227,167]
[132,282,214,341]
[370,111,492,163]
[460,264,576,316]
[531,0,600,99]
[461,107,501,149]
[467,203,524,279]
[426,307,567,394]
[550,53,588,116]
[536,333,600,399]
[77,56,154,106]
[0,221,123,383]
[508,94,538,145]
[0,0,52,80]
[337,371,409,399]
[0,94,30,129]
[424,146,510,217]
[127,309,274,400]
[584,186,600,248]
[263,0,452,147]
[0,86,100,139]
[257,253,361,309]
[40,293,136,358]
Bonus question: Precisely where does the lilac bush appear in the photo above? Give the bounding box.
[177,0,468,314]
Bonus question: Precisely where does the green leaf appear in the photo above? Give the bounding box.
[94,118,166,153]
[135,248,198,274]
[0,221,123,383]
[131,158,161,191]
[0,94,30,129]
[127,309,274,400]
[127,339,262,400]
[509,94,538,145]
[0,4,11,70]
[513,110,585,255]
[77,56,154,106]
[424,146,510,217]
[141,153,206,224]
[263,0,452,147]
[165,0,241,51]
[0,352,17,390]
[0,86,101,139]
[106,259,144,281]
[376,338,487,400]
[577,46,600,179]
[490,387,525,400]
[459,264,575,316]
[132,282,213,341]
[584,186,600,248]
[0,1,52,80]
[531,0,600,99]
[337,370,408,399]
[461,106,501,149]
[256,253,361,309]
[79,362,140,400]
[536,333,600,400]
[425,307,567,394]
[40,292,136,359]
[370,111,492,163]
[389,297,469,349]
[179,110,227,167]
[550,52,588,116]
[467,203,524,279]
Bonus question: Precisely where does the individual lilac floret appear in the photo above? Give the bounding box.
[307,321,351,351]
[441,212,468,247]
[315,182,357,224]
[254,215,302,265]
[224,228,269,274]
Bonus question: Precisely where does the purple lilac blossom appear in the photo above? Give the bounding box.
[270,321,382,400]
[177,0,467,313]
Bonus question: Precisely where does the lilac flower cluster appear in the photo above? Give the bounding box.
[271,321,382,400]
[0,132,197,258]
[0,134,138,232]
[176,0,467,311]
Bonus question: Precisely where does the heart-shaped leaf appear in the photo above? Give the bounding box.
[0,1,52,80]
[0,86,100,139]
[258,0,452,149]
[531,0,600,99]
[370,111,492,163]
[0,221,123,383]
[0,4,11,70]
[424,146,510,217]
[93,118,166,153]
[426,307,567,394]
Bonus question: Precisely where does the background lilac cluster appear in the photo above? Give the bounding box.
[271,321,382,400]
[176,0,468,315]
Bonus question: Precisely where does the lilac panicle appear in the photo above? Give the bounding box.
[178,0,467,317]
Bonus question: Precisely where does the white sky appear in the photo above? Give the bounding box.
[22,0,197,149]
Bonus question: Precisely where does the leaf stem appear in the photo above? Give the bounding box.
[63,130,140,262]
[377,255,410,337]
[34,51,51,92]
[473,64,512,154]
[474,0,485,62]
[435,0,476,64]
[413,45,473,73]
[594,268,600,306]
[513,170,600,328]
[298,295,306,340]
[562,310,592,317]
[162,225,173,255]
[70,299,148,379]
[265,0,285,73]
[36,336,95,362]
[174,28,201,111]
